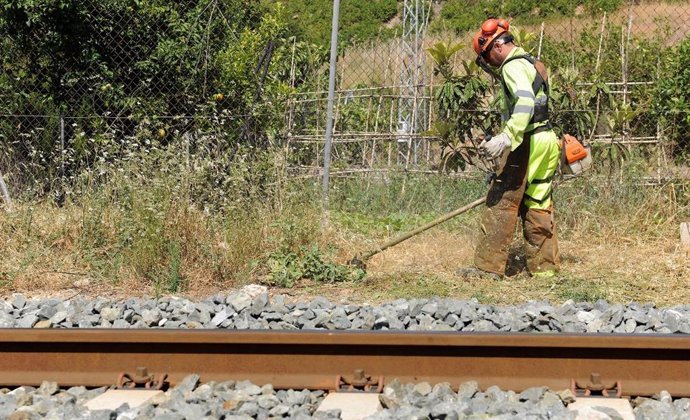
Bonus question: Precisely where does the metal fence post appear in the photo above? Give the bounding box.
[321,0,341,205]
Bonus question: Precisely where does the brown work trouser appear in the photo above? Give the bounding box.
[474,138,559,276]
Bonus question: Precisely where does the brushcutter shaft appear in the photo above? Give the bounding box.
[359,196,487,261]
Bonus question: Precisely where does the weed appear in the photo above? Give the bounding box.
[264,245,365,288]
[554,277,607,303]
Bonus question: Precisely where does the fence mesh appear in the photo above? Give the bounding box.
[1,0,689,201]
[286,0,690,180]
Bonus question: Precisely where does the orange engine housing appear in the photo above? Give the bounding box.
[562,134,588,164]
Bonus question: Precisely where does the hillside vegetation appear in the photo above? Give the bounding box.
[277,0,398,45]
[278,0,627,46]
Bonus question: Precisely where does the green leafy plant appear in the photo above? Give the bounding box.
[653,37,690,158]
[427,42,496,172]
[264,245,365,287]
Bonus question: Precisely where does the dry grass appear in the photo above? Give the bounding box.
[0,175,688,307]
[281,224,689,307]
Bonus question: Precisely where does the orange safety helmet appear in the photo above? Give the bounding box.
[472,18,510,56]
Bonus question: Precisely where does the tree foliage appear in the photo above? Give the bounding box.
[653,36,690,158]
[0,0,327,196]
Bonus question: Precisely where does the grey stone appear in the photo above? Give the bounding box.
[457,381,479,400]
[627,309,650,324]
[309,296,334,310]
[430,321,454,331]
[256,394,279,410]
[177,403,210,418]
[313,409,342,419]
[227,293,252,312]
[249,293,269,316]
[38,381,58,396]
[412,382,432,396]
[66,386,87,397]
[268,404,291,416]
[587,318,605,333]
[380,379,404,409]
[576,310,597,324]
[519,386,547,402]
[262,311,284,322]
[236,380,262,396]
[237,401,260,417]
[284,389,311,406]
[211,309,230,327]
[12,294,27,310]
[421,302,438,316]
[673,398,690,411]
[430,401,460,420]
[113,319,130,328]
[663,310,683,333]
[150,412,185,420]
[470,319,498,332]
[624,318,637,333]
[234,313,250,330]
[37,305,58,320]
[174,374,200,394]
[470,397,490,414]
[141,309,162,326]
[50,311,67,325]
[0,311,16,328]
[100,307,122,322]
[187,383,213,402]
[18,314,38,328]
[331,316,351,330]
[374,317,389,329]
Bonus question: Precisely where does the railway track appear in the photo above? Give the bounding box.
[1,329,689,397]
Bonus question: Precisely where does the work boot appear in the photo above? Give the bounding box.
[455,267,503,281]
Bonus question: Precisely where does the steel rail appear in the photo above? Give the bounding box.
[1,329,689,396]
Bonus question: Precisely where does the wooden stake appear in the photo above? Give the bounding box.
[0,169,11,211]
[680,222,690,253]
[537,22,545,59]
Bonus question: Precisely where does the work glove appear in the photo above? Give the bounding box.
[479,132,511,160]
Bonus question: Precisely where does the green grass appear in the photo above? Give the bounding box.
[553,276,607,302]
[0,150,688,305]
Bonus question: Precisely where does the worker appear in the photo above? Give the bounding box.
[458,18,560,280]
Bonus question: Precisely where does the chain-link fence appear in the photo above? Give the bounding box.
[0,0,291,202]
[286,0,690,181]
[1,1,689,204]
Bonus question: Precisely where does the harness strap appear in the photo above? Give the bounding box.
[525,122,552,136]
[530,174,554,184]
[502,54,550,125]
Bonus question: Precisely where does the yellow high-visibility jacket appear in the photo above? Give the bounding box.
[499,46,560,209]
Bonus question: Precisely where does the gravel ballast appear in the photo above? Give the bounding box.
[2,288,689,333]
[2,287,690,418]
[1,378,689,420]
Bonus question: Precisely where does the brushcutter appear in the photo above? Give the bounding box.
[348,134,591,270]
[348,196,487,269]
[348,136,500,270]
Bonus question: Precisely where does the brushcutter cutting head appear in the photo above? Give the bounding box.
[348,256,367,271]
